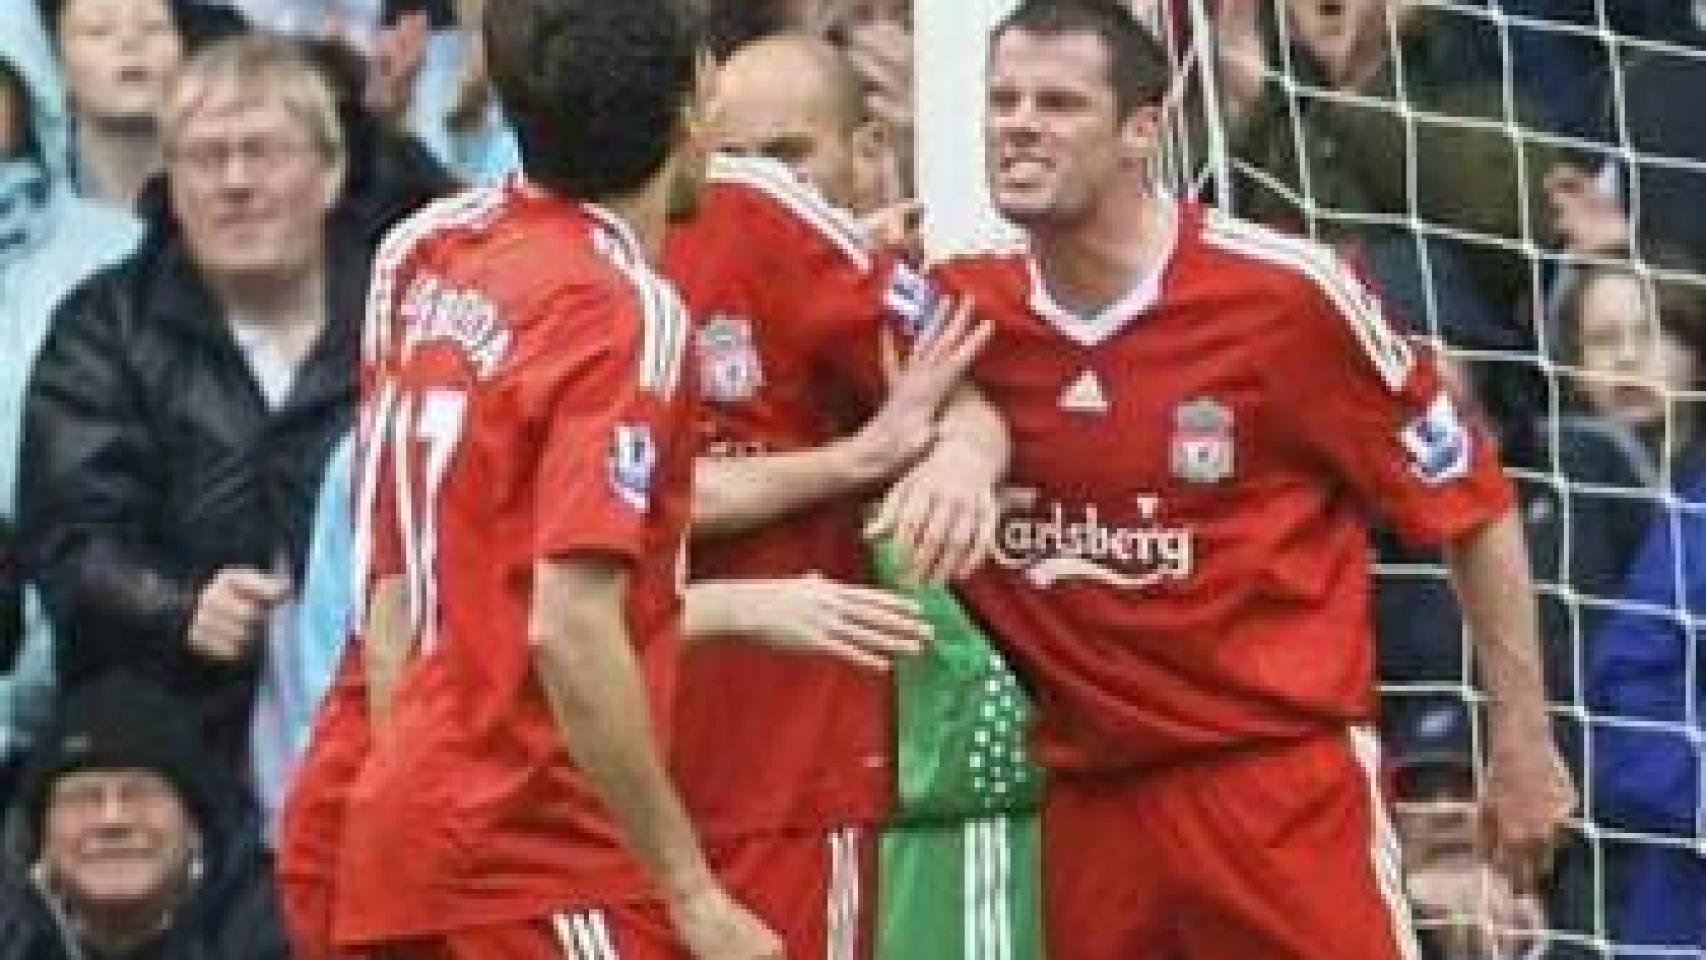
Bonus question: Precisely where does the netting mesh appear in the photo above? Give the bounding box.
[1165,2,1706,956]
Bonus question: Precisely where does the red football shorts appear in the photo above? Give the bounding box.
[276,658,369,960]
[353,904,680,960]
[707,825,875,960]
[1042,726,1419,960]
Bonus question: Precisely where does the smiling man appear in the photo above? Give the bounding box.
[0,670,288,958]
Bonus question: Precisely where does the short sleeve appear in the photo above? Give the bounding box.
[523,280,687,563]
[796,248,918,407]
[1266,260,1513,547]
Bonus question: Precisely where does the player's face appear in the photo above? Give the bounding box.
[985,28,1156,229]
[712,62,860,209]
[1571,273,1697,432]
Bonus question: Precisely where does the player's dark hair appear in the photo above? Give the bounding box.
[483,0,703,201]
[993,0,1171,118]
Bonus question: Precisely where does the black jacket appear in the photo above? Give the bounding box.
[18,226,365,772]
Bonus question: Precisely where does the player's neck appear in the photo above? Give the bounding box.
[1029,188,1169,316]
[599,181,671,264]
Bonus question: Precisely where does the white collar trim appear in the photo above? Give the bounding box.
[1025,194,1179,347]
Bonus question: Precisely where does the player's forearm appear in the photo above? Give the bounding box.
[529,569,714,899]
[935,385,1010,486]
[691,441,881,540]
[362,575,410,734]
[681,580,748,642]
[1445,509,1552,736]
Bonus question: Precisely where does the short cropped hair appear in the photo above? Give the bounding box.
[993,0,1171,118]
[484,0,702,200]
[160,33,344,168]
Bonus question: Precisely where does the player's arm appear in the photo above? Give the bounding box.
[867,381,1010,584]
[692,439,909,540]
[683,576,926,670]
[1263,244,1575,893]
[1444,510,1577,893]
[528,557,722,906]
[691,296,988,539]
[361,573,410,735]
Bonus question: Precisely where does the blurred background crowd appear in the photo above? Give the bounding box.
[0,0,1700,957]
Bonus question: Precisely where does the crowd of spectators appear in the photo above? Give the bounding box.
[0,0,1700,957]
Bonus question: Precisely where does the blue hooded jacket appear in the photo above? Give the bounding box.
[1588,467,1706,954]
[0,3,142,767]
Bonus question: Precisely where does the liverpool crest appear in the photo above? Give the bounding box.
[696,313,764,403]
[1170,397,1234,484]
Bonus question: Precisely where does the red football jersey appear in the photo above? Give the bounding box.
[334,179,697,941]
[277,181,471,912]
[931,202,1513,773]
[661,155,919,836]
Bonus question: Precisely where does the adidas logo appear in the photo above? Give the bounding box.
[1058,369,1108,414]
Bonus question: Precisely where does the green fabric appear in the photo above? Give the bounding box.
[877,815,1044,960]
[872,542,1042,823]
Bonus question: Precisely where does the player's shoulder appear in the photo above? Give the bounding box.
[578,212,692,392]
[376,183,511,268]
[700,153,872,270]
[925,231,1029,291]
[1197,207,1414,389]
[1194,207,1370,308]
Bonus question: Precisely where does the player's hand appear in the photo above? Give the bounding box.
[726,575,928,671]
[1480,720,1576,894]
[668,882,785,960]
[1407,858,1545,960]
[859,199,923,262]
[188,567,290,662]
[867,435,1002,586]
[849,297,990,483]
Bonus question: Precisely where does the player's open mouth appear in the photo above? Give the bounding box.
[1000,157,1052,180]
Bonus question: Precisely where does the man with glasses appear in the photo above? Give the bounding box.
[20,34,362,827]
